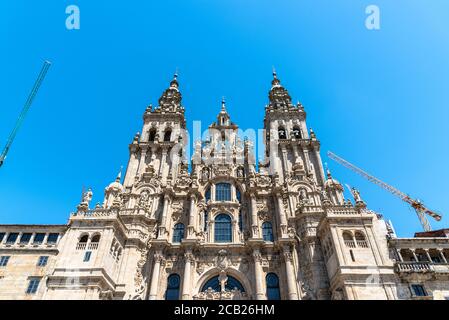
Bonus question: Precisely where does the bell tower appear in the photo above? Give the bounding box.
[263,70,326,186]
[123,73,187,189]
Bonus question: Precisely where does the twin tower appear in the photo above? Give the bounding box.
[7,71,411,300]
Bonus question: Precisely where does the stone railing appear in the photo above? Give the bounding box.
[327,207,360,216]
[344,240,356,248]
[76,242,87,250]
[356,240,369,248]
[88,242,99,250]
[396,262,432,273]
[71,209,118,219]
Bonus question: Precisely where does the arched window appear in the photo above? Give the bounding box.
[278,127,287,139]
[148,129,156,142]
[354,231,368,248]
[216,183,231,201]
[205,187,211,202]
[164,129,172,142]
[292,126,302,139]
[165,274,181,300]
[91,234,101,243]
[214,214,232,243]
[89,234,101,250]
[342,231,355,248]
[262,222,274,242]
[201,275,245,292]
[266,273,281,300]
[76,234,89,250]
[172,223,185,243]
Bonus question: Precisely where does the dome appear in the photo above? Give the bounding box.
[105,170,124,193]
[324,170,343,190]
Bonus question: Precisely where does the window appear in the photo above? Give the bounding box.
[20,233,32,244]
[266,273,281,300]
[292,126,302,139]
[411,284,427,297]
[215,183,231,201]
[26,278,41,294]
[33,233,45,244]
[349,249,356,262]
[354,231,368,248]
[76,234,88,250]
[0,256,10,267]
[201,275,245,292]
[89,234,101,249]
[0,232,5,243]
[236,188,241,203]
[205,188,211,202]
[278,127,287,139]
[214,214,232,243]
[165,274,181,300]
[172,223,185,243]
[262,222,274,242]
[342,231,355,248]
[37,256,48,267]
[164,130,172,142]
[6,232,18,244]
[148,129,156,142]
[83,251,92,262]
[47,233,59,244]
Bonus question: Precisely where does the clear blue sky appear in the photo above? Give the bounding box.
[1,0,448,237]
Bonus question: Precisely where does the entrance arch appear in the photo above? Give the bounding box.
[194,267,253,299]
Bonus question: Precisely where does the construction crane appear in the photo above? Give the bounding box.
[327,151,442,232]
[0,60,51,168]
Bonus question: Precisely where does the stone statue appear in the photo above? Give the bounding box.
[82,188,93,204]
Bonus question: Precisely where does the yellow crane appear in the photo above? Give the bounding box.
[0,60,51,167]
[327,151,442,232]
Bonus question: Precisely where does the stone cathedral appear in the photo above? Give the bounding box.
[0,72,449,300]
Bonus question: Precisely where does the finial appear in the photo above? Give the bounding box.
[116,165,123,182]
[174,67,179,79]
[324,162,332,178]
[221,96,226,111]
[272,66,277,78]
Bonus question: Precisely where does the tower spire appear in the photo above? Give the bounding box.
[155,72,183,113]
[268,68,292,109]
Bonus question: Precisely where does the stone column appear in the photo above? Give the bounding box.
[148,252,163,300]
[252,249,265,300]
[312,147,326,185]
[410,249,418,262]
[283,246,299,300]
[158,195,170,239]
[159,146,168,181]
[187,195,196,239]
[437,249,447,263]
[182,250,194,300]
[395,248,404,262]
[276,194,288,237]
[124,149,139,186]
[424,249,432,262]
[250,194,259,238]
[138,147,148,174]
[302,148,310,175]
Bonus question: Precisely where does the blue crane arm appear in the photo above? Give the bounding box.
[0,60,51,167]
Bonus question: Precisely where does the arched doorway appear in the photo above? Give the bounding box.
[201,275,245,292]
[194,271,248,300]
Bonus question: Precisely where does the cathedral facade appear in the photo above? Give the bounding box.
[0,72,449,300]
